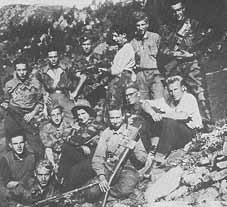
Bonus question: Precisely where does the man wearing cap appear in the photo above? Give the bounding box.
[159,0,212,121]
[40,105,72,172]
[0,131,35,206]
[73,36,108,106]
[2,57,44,161]
[141,75,202,163]
[58,99,104,191]
[131,11,164,100]
[37,48,77,121]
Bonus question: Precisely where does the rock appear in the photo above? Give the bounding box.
[145,166,184,204]
[197,187,219,203]
[165,186,189,201]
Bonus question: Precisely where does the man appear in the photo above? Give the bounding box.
[124,82,160,157]
[58,99,103,191]
[160,0,212,121]
[85,107,147,202]
[141,76,202,162]
[107,23,137,107]
[40,105,72,171]
[131,11,164,100]
[2,57,44,160]
[25,160,60,206]
[73,36,108,106]
[0,132,35,206]
[37,48,76,121]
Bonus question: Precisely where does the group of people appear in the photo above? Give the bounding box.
[0,0,214,206]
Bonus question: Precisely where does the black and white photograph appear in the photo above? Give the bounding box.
[0,0,227,206]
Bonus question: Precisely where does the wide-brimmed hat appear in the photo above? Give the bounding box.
[71,99,96,118]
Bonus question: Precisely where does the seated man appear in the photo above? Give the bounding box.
[58,99,104,191]
[40,105,72,171]
[25,160,60,206]
[141,75,202,161]
[2,57,44,161]
[0,131,35,206]
[85,107,147,202]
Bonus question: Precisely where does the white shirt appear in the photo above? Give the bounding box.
[148,92,202,129]
[111,43,135,75]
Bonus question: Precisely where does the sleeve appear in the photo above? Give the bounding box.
[40,125,53,148]
[3,81,12,104]
[111,44,135,75]
[92,131,108,176]
[132,131,147,164]
[20,154,35,185]
[0,157,11,186]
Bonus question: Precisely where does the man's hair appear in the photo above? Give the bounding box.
[47,45,59,54]
[36,159,53,174]
[48,104,64,116]
[170,0,185,7]
[14,57,28,68]
[79,35,92,45]
[111,23,135,41]
[166,75,185,86]
[132,11,149,23]
[6,129,25,143]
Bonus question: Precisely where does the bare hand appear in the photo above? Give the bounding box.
[151,112,163,122]
[24,112,35,122]
[43,93,52,105]
[172,50,193,59]
[7,181,19,189]
[71,122,80,131]
[81,145,91,155]
[0,102,8,109]
[99,175,110,192]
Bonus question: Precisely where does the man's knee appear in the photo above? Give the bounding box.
[111,168,139,198]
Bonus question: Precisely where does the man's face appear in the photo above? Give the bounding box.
[10,136,25,155]
[109,109,124,130]
[168,81,184,102]
[125,88,139,105]
[77,109,90,124]
[36,167,51,187]
[112,32,126,46]
[50,108,63,126]
[48,51,59,67]
[171,2,185,21]
[136,19,149,36]
[82,40,92,55]
[16,63,28,81]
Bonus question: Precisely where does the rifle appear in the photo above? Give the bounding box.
[101,124,142,207]
[32,182,99,207]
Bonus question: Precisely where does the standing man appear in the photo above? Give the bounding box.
[131,11,164,100]
[73,36,108,106]
[85,107,147,202]
[160,0,212,121]
[107,23,137,107]
[37,48,76,121]
[2,57,44,160]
